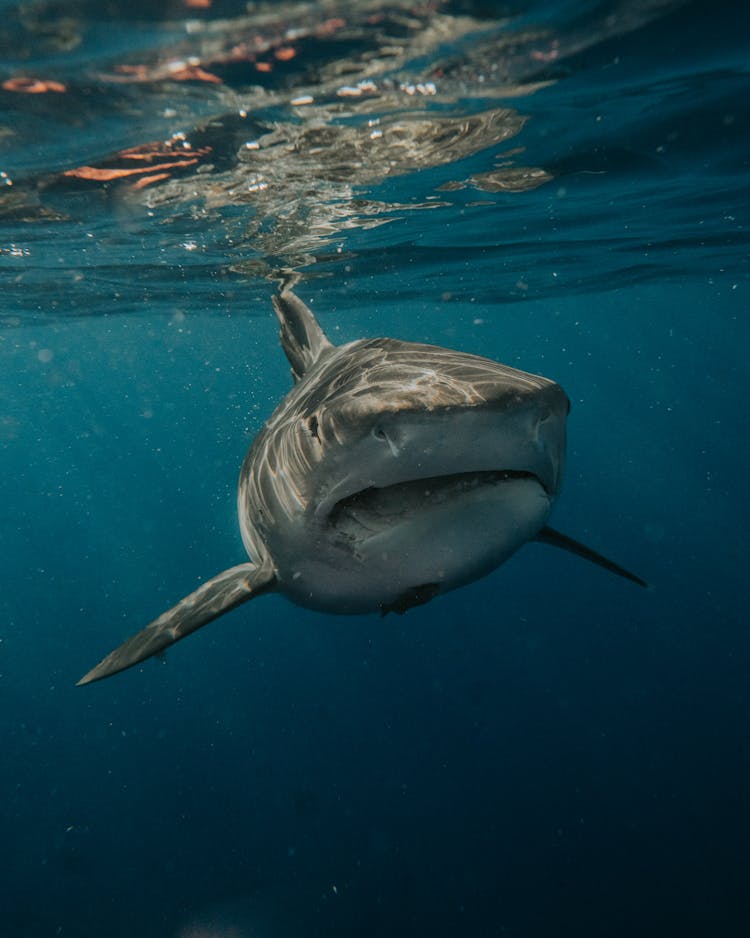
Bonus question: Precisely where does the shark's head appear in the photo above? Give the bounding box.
[309,339,569,518]
[248,336,570,611]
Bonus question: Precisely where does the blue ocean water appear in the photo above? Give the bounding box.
[1,1,748,935]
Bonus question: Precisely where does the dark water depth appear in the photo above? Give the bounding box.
[1,2,748,936]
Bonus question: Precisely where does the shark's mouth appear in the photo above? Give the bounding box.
[329,469,545,526]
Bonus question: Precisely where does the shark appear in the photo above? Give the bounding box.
[78,289,645,685]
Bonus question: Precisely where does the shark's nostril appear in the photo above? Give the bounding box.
[373,425,400,457]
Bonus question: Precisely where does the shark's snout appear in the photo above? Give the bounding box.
[531,388,569,496]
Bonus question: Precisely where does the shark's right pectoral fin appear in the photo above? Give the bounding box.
[77,562,276,686]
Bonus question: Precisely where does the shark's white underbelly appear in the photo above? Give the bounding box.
[273,476,552,613]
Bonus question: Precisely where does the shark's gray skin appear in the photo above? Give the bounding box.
[78,290,645,685]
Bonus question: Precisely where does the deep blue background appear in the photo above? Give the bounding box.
[1,2,748,936]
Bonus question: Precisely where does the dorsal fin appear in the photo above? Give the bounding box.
[272,289,334,383]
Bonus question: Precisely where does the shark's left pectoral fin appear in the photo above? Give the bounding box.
[537,525,647,588]
[77,562,276,686]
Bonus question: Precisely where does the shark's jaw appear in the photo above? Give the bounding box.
[328,468,550,529]
[279,466,553,614]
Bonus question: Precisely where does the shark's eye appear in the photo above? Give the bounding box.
[373,426,387,441]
